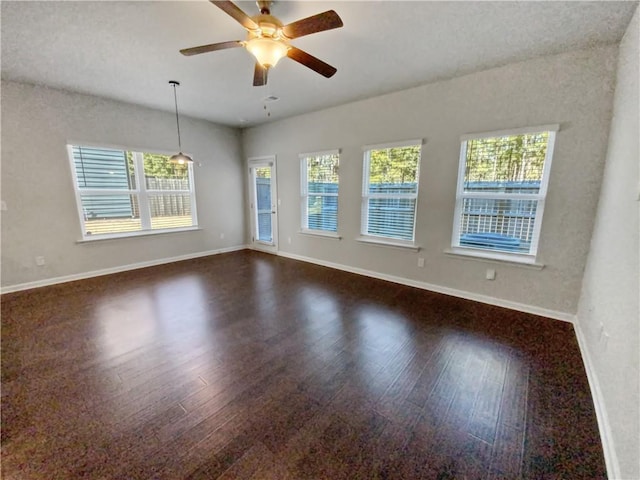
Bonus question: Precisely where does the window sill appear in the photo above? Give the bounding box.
[298,229,342,240]
[77,227,201,243]
[444,247,544,270]
[356,236,421,252]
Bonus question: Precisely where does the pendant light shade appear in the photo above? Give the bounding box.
[169,152,192,165]
[168,80,193,164]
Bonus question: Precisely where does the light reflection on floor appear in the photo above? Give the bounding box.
[350,303,413,383]
[95,274,213,364]
[294,285,345,348]
[95,288,158,359]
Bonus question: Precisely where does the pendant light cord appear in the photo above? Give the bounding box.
[171,82,182,151]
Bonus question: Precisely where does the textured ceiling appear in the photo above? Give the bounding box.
[1,1,637,127]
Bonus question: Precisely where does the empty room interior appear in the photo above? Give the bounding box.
[1,1,638,479]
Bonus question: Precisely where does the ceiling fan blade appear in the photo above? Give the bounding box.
[281,10,343,39]
[180,40,242,56]
[210,0,259,31]
[287,47,337,78]
[253,63,268,87]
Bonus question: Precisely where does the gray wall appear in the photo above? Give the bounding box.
[576,8,639,479]
[242,45,617,316]
[1,81,245,288]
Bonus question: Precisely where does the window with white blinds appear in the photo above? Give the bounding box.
[361,141,422,243]
[68,145,197,240]
[452,125,558,260]
[300,150,339,234]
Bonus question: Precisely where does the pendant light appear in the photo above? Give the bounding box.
[168,80,193,164]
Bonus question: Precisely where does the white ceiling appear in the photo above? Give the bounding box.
[1,1,637,127]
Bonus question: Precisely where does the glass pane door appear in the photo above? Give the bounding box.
[254,166,272,243]
[249,158,277,251]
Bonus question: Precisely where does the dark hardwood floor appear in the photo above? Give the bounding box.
[1,250,606,479]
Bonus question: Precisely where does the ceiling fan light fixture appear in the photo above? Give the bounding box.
[245,37,288,68]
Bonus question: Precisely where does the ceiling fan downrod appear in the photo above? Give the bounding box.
[256,0,271,15]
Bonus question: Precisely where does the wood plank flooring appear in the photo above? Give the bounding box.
[1,250,606,479]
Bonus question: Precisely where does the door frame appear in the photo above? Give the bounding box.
[248,155,278,254]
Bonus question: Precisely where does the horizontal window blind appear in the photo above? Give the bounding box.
[73,146,135,189]
[301,151,339,233]
[362,143,421,242]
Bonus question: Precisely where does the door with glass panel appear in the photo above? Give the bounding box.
[248,157,278,252]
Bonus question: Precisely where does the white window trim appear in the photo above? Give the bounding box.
[459,124,559,141]
[76,227,201,243]
[356,235,421,251]
[298,229,342,240]
[451,125,558,259]
[361,140,423,246]
[67,144,198,241]
[362,139,423,151]
[444,247,544,268]
[300,149,340,234]
[299,149,340,159]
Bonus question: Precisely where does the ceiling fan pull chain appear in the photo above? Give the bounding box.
[265,73,272,117]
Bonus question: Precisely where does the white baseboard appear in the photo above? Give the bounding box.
[574,322,621,480]
[276,251,575,323]
[0,245,248,294]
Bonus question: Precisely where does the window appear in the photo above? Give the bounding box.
[68,145,197,239]
[452,125,558,260]
[300,150,340,234]
[361,141,422,243]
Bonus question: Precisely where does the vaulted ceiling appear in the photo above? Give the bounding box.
[1,1,637,127]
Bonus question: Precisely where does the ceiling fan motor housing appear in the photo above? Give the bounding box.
[249,14,284,39]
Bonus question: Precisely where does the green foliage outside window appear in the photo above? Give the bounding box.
[126,152,188,179]
[255,166,271,179]
[306,155,339,184]
[369,146,420,185]
[465,133,548,183]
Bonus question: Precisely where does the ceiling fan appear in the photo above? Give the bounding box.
[180,0,343,86]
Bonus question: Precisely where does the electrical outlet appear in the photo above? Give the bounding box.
[417,258,425,268]
[287,236,292,245]
[220,233,225,239]
[1,200,6,211]
[35,256,46,266]
[486,269,496,280]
